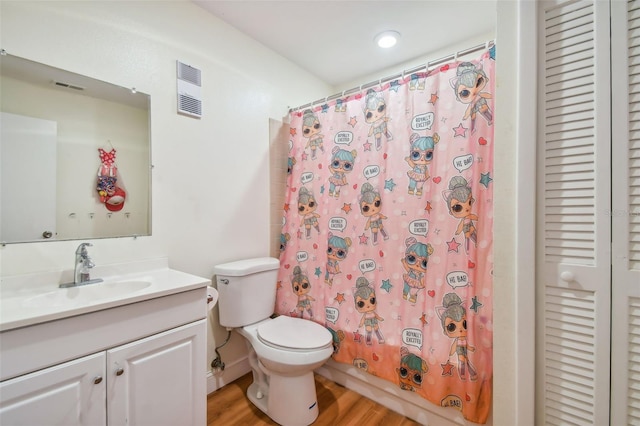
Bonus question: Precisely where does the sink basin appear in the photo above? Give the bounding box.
[23,280,152,308]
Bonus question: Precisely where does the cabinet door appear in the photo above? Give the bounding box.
[107,320,206,426]
[0,352,106,426]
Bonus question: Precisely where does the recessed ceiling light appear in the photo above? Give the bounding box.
[375,31,400,49]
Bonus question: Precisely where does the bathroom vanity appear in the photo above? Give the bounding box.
[0,259,210,426]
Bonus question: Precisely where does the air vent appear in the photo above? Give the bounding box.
[176,61,202,118]
[54,81,85,91]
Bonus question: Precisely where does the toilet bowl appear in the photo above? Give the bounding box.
[214,257,334,426]
[238,316,333,426]
[240,316,333,373]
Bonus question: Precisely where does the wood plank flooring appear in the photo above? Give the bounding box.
[207,372,420,425]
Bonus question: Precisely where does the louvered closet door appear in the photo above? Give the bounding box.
[536,1,612,425]
[611,1,640,424]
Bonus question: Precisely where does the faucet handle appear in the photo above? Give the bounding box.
[76,242,93,256]
[84,257,95,269]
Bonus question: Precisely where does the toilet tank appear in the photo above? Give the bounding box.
[214,257,280,328]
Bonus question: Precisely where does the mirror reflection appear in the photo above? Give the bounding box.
[0,53,151,243]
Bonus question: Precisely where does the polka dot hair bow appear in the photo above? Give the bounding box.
[99,148,117,166]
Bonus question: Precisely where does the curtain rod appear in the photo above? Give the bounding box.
[289,39,495,113]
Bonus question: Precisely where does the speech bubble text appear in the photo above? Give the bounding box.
[363,165,380,179]
[325,307,339,324]
[402,328,423,350]
[409,219,429,237]
[334,131,354,145]
[296,251,308,262]
[446,271,470,289]
[411,113,435,131]
[301,172,314,184]
[453,154,473,173]
[441,395,463,411]
[329,217,347,232]
[353,358,369,370]
[359,259,376,274]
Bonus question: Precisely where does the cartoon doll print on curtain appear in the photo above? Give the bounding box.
[277,47,495,424]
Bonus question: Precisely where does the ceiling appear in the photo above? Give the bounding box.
[193,0,497,88]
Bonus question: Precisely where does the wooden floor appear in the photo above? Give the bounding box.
[207,372,420,425]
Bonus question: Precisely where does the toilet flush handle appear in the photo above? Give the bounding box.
[219,279,229,285]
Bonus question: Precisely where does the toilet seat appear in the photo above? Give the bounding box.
[257,316,331,350]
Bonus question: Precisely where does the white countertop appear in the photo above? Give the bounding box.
[0,258,211,331]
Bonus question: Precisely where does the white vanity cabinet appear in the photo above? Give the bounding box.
[0,283,208,426]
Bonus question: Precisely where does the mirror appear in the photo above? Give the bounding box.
[0,53,151,243]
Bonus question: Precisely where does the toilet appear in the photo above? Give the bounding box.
[214,257,333,426]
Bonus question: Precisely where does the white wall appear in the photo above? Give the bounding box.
[493,1,537,425]
[0,0,332,387]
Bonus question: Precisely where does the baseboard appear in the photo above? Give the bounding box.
[316,360,491,426]
[206,355,251,394]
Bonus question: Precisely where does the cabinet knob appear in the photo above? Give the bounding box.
[115,368,124,376]
[93,376,103,385]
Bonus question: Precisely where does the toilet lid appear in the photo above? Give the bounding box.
[258,316,332,350]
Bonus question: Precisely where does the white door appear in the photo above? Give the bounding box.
[536,1,612,424]
[107,320,206,426]
[0,112,57,242]
[611,1,640,424]
[0,352,106,426]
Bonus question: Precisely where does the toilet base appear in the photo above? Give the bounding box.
[246,371,319,426]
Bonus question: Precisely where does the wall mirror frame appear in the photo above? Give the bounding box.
[0,52,152,244]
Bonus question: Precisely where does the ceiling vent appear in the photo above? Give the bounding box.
[176,61,202,118]
[54,81,85,91]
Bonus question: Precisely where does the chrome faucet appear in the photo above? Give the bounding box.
[60,243,103,288]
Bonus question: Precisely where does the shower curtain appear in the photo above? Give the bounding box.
[276,48,494,424]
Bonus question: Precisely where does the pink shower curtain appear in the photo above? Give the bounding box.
[276,48,494,424]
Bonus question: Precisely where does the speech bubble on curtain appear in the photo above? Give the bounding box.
[359,259,376,274]
[301,172,314,184]
[446,271,470,289]
[441,395,463,411]
[288,140,293,151]
[453,154,474,173]
[353,358,369,371]
[296,251,308,262]
[409,219,429,237]
[325,307,339,324]
[411,112,435,131]
[401,328,423,350]
[363,165,380,180]
[328,217,347,232]
[334,131,354,145]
